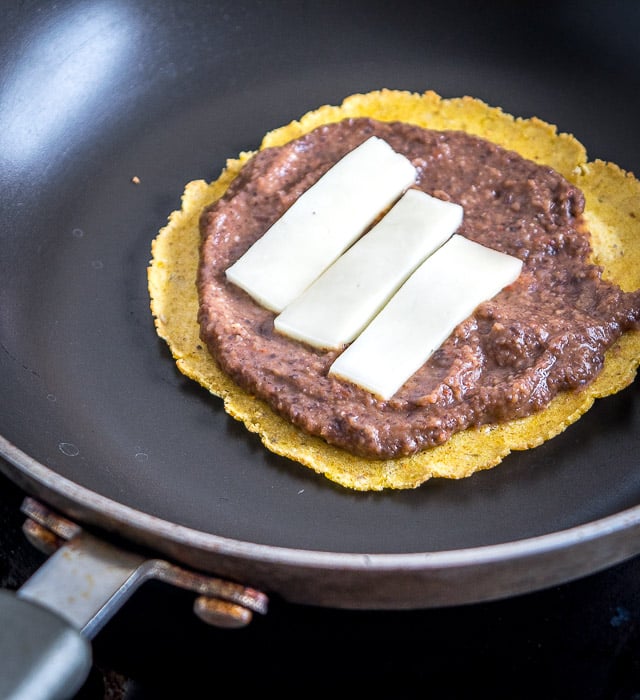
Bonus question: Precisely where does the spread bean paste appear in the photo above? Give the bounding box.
[197,118,640,459]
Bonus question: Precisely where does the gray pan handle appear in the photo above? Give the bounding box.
[0,515,149,700]
[0,505,161,700]
[0,498,269,700]
[0,590,92,700]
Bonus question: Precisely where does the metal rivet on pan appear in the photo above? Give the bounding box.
[22,518,64,555]
[193,596,254,629]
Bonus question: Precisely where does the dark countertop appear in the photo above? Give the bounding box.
[2,471,640,699]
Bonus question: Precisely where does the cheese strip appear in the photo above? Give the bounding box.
[329,235,523,400]
[225,136,417,312]
[274,189,463,348]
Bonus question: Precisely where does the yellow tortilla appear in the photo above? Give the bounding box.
[147,89,640,491]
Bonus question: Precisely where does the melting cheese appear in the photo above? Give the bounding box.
[328,234,523,400]
[274,189,463,348]
[225,136,417,312]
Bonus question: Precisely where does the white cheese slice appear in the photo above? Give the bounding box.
[274,189,463,349]
[225,136,417,312]
[328,234,523,400]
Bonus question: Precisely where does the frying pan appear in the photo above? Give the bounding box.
[2,0,640,696]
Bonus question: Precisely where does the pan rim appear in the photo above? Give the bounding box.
[2,432,640,570]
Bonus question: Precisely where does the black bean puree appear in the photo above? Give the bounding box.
[197,118,640,459]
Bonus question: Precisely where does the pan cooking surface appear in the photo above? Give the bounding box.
[2,0,640,556]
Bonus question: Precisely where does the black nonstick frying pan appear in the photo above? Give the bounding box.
[2,0,640,697]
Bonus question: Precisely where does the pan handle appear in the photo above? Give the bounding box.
[0,498,269,699]
[0,504,152,700]
[0,590,92,700]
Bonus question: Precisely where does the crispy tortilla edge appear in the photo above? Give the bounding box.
[147,89,640,491]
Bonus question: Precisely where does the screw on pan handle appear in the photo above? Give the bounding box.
[20,497,269,633]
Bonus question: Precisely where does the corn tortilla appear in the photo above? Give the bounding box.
[148,89,640,491]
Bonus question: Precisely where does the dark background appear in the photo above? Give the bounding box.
[2,1,640,697]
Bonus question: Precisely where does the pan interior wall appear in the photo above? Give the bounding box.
[1,0,640,556]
